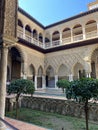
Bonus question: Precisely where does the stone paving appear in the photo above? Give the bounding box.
[5,117,49,130]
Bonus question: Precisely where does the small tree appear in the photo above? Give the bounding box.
[56,79,70,93]
[66,78,98,130]
[7,79,35,119]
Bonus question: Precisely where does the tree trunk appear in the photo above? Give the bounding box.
[84,99,89,130]
[16,95,19,119]
[62,88,64,93]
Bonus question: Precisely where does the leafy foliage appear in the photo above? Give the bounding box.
[8,79,35,96]
[66,78,98,130]
[66,78,98,102]
[56,79,70,92]
[7,79,35,118]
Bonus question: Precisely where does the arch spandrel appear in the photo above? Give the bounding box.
[88,45,98,62]
[56,64,69,75]
[29,64,37,75]
[12,45,27,62]
[45,65,55,73]
[37,66,43,76]
[72,62,85,79]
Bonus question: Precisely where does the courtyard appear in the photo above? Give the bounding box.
[6,108,98,130]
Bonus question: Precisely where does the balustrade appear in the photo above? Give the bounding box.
[33,38,38,46]
[62,37,71,44]
[39,41,43,48]
[17,29,98,49]
[86,30,97,39]
[25,34,32,43]
[17,30,23,39]
[52,40,60,47]
[73,34,83,42]
[45,42,51,48]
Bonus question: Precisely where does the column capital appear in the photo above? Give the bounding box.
[1,37,17,48]
[1,45,9,55]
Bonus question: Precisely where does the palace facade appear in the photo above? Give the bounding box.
[3,0,98,90]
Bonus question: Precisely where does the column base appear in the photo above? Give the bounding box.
[0,121,6,130]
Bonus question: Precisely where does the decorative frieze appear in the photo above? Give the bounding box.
[0,0,18,41]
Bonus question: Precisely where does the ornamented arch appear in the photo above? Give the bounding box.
[37,66,43,88]
[88,45,98,62]
[29,64,37,75]
[27,64,36,81]
[18,19,23,27]
[8,46,26,80]
[45,64,55,73]
[56,63,70,74]
[46,65,55,88]
[46,65,55,76]
[37,66,43,76]
[11,45,27,62]
[52,31,60,41]
[72,62,84,80]
[85,20,97,39]
[57,64,69,80]
[85,19,97,26]
[90,47,98,78]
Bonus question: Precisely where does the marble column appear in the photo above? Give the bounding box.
[97,23,98,36]
[23,25,26,39]
[85,61,91,78]
[86,72,91,78]
[55,75,58,89]
[82,26,86,40]
[50,33,52,47]
[31,29,34,43]
[0,47,8,118]
[0,46,8,130]
[42,75,46,89]
[69,74,73,81]
[60,32,62,45]
[43,35,45,48]
[37,33,39,46]
[21,62,27,79]
[71,28,73,42]
[34,75,37,90]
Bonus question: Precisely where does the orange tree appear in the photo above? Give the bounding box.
[7,79,35,119]
[56,79,70,93]
[66,78,98,130]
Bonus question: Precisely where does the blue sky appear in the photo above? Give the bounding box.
[19,0,94,26]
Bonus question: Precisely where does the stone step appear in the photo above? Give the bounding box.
[34,88,65,97]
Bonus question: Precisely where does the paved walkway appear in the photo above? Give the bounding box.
[5,117,48,130]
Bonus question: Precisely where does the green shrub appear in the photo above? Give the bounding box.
[56,79,70,93]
